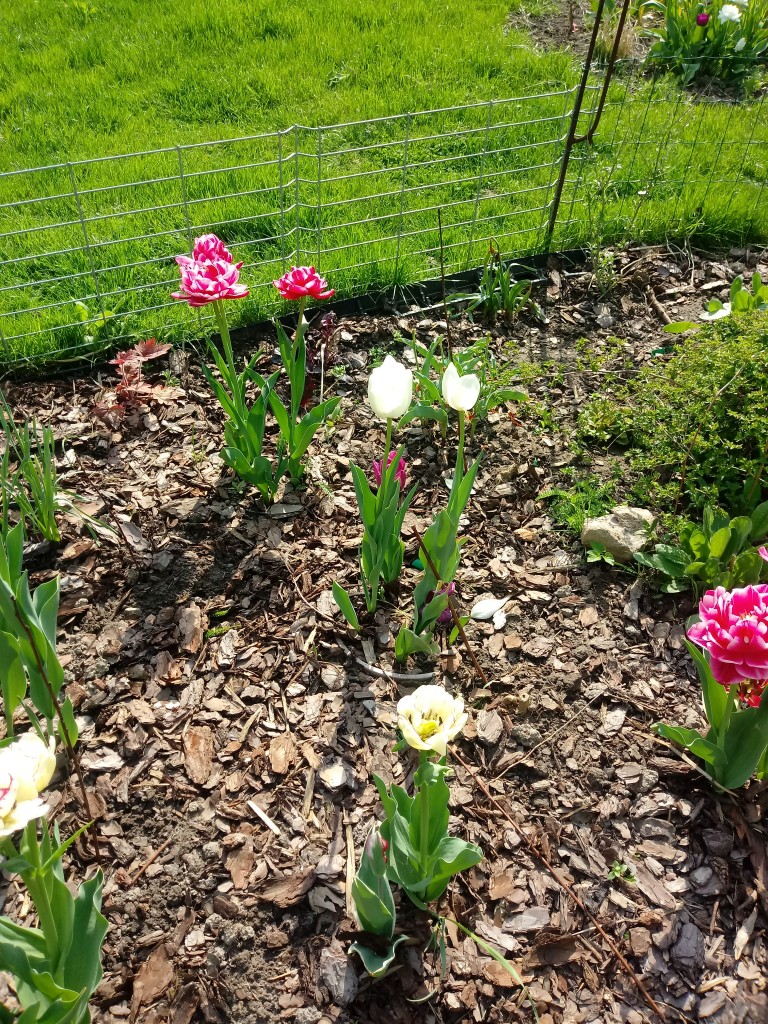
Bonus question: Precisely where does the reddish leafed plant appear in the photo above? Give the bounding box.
[92,339,174,427]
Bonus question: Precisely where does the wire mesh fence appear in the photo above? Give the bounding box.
[0,60,766,369]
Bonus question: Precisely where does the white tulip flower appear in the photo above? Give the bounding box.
[734,36,746,51]
[2,733,57,801]
[441,363,481,413]
[397,684,468,757]
[0,734,55,839]
[367,355,413,420]
[718,4,741,22]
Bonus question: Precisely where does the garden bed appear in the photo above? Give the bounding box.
[2,243,768,1024]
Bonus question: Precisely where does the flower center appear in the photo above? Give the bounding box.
[416,719,441,739]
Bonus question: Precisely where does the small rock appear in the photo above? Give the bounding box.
[581,506,656,563]
[317,946,359,1007]
[702,829,733,857]
[629,927,652,956]
[508,724,543,748]
[476,709,504,746]
[522,636,553,660]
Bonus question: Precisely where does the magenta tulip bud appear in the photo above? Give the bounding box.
[696,12,709,24]
[372,451,407,489]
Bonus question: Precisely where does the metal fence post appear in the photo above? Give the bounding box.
[393,112,412,279]
[316,127,323,265]
[464,101,493,270]
[278,130,288,272]
[67,162,107,329]
[176,146,195,255]
[294,125,301,265]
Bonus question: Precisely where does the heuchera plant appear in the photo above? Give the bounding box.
[350,685,482,977]
[654,583,768,788]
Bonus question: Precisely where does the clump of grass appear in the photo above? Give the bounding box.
[540,473,616,533]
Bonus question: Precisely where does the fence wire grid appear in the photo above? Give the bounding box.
[0,61,766,368]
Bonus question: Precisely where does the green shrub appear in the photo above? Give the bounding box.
[577,310,768,514]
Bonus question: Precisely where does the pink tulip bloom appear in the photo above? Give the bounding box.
[192,233,236,264]
[172,255,249,307]
[372,451,407,489]
[273,266,335,302]
[688,585,768,704]
[759,546,768,562]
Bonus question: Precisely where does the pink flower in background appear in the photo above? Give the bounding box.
[192,233,236,264]
[173,255,249,307]
[372,451,407,489]
[688,586,768,699]
[759,547,768,562]
[696,12,710,24]
[273,266,335,302]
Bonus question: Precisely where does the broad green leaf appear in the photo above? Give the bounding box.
[663,321,700,334]
[349,936,408,978]
[720,694,768,789]
[653,722,725,772]
[708,527,731,560]
[685,640,728,734]
[350,876,396,939]
[749,500,768,541]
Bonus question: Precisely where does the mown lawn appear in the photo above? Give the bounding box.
[0,0,766,367]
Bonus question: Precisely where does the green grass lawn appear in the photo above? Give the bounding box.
[0,0,766,368]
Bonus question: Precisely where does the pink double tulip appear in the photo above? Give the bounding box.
[688,585,768,705]
[192,233,236,263]
[274,266,335,302]
[173,255,249,307]
[172,233,249,307]
[372,451,407,490]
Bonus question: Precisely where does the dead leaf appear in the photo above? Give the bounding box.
[118,520,150,552]
[734,906,758,960]
[183,725,214,785]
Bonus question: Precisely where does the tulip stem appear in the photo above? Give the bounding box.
[418,752,430,871]
[21,820,59,965]
[213,300,235,377]
[376,418,394,517]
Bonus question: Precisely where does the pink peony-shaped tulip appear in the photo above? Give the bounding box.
[273,266,335,302]
[688,585,768,705]
[759,547,768,562]
[372,451,407,490]
[192,233,236,264]
[172,255,249,307]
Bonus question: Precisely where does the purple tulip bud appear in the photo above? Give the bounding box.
[425,582,456,625]
[697,12,709,24]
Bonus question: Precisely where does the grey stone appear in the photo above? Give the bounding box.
[671,921,705,974]
[318,946,359,1007]
[581,506,656,563]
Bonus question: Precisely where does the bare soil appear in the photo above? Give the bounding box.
[2,243,768,1024]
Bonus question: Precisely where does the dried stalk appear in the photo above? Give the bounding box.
[452,748,665,1021]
